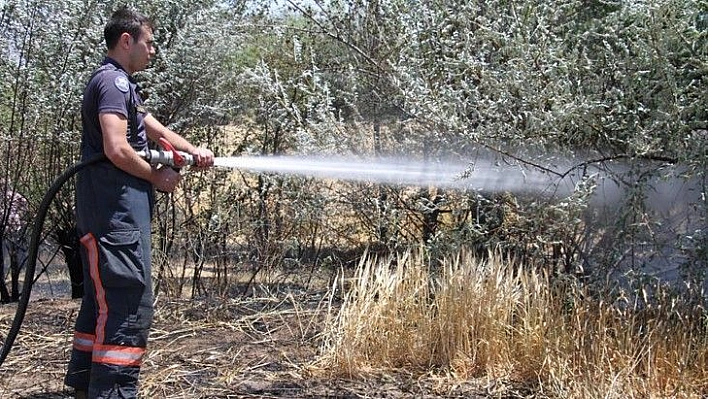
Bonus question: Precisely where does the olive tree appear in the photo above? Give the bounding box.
[271,0,706,283]
[0,0,106,301]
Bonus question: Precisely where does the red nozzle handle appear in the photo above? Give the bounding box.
[159,137,186,168]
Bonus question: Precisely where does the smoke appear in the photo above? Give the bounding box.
[584,162,706,287]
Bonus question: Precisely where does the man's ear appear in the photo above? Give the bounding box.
[120,32,132,49]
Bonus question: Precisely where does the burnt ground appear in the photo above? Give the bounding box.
[0,287,499,399]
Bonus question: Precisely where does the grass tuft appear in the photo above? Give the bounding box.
[317,249,708,398]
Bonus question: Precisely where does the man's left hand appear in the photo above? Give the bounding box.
[191,148,215,168]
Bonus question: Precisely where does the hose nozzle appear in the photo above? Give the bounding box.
[137,148,195,167]
[137,138,195,168]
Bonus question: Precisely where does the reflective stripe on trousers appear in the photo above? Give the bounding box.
[65,229,153,397]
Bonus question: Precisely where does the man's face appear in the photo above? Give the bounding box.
[128,25,155,73]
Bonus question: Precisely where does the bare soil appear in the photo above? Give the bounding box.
[0,287,494,398]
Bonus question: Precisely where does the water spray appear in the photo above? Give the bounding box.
[213,154,578,196]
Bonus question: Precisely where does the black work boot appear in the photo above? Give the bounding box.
[74,390,88,399]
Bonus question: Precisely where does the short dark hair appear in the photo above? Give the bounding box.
[104,7,154,49]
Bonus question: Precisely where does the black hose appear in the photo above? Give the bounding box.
[0,153,106,366]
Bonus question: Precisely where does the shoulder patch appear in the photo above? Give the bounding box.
[114,76,130,93]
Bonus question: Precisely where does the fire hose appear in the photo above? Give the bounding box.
[0,138,193,367]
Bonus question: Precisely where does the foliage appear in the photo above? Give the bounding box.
[273,0,707,286]
[0,0,106,301]
[0,0,704,300]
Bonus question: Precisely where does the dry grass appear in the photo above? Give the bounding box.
[1,252,706,398]
[1,284,486,398]
[316,250,708,399]
[139,291,329,398]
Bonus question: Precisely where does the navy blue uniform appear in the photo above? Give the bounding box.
[65,57,154,398]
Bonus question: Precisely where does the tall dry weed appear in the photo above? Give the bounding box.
[317,250,707,398]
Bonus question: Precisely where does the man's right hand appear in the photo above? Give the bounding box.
[152,166,182,193]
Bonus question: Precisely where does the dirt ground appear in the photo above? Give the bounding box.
[0,287,496,399]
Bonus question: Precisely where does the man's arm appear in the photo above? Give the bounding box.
[100,112,181,192]
[144,114,214,168]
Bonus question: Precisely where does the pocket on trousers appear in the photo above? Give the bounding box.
[97,230,146,288]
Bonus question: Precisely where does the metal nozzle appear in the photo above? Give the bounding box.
[137,149,195,167]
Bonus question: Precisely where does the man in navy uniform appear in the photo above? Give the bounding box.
[65,8,214,398]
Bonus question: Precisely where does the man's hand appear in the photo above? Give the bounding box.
[191,148,215,169]
[152,167,182,193]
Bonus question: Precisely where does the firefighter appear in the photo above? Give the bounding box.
[64,8,214,398]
